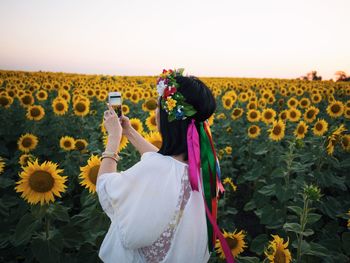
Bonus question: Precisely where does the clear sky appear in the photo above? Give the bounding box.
[0,0,349,80]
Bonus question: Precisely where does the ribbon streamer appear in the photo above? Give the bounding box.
[187,119,234,262]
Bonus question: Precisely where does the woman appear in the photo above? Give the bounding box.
[96,69,233,263]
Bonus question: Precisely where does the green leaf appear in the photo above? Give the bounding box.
[250,234,269,255]
[31,235,63,263]
[12,213,40,246]
[303,242,329,257]
[283,222,302,233]
[302,228,314,237]
[287,206,303,216]
[47,203,70,222]
[342,232,350,255]
[306,213,322,225]
[243,199,256,211]
[258,184,276,196]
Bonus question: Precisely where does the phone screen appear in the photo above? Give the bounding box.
[108,93,122,117]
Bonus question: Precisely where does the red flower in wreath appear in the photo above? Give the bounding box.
[163,86,177,99]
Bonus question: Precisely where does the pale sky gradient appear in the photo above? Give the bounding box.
[0,0,349,80]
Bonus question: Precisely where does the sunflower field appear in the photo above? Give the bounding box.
[0,69,349,263]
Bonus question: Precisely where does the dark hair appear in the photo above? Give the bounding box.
[157,76,217,161]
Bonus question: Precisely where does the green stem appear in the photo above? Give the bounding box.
[297,195,309,262]
[45,215,50,240]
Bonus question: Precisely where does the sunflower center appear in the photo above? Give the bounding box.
[64,140,72,148]
[274,247,287,263]
[331,104,340,113]
[150,116,156,126]
[76,102,86,112]
[225,237,238,249]
[56,102,64,111]
[265,112,272,119]
[22,95,32,105]
[306,110,315,118]
[225,99,232,107]
[250,112,257,118]
[0,96,10,106]
[233,109,241,116]
[290,111,296,118]
[22,137,33,148]
[146,99,158,110]
[29,170,55,193]
[273,125,282,135]
[30,107,41,117]
[88,165,100,185]
[75,141,85,151]
[315,123,323,131]
[298,126,305,134]
[250,126,257,134]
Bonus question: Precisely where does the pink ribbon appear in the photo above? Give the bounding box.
[187,119,235,262]
[187,119,200,192]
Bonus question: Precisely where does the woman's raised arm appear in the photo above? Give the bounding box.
[120,115,159,155]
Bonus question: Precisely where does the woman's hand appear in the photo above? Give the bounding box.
[104,103,122,140]
[119,115,133,136]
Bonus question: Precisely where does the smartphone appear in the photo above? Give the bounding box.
[108,92,122,117]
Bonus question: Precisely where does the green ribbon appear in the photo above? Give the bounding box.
[199,122,217,252]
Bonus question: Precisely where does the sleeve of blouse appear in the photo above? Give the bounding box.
[95,151,180,249]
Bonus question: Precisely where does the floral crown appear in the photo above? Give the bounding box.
[156,68,197,122]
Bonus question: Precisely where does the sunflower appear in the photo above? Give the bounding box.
[344,107,350,119]
[130,92,140,104]
[268,120,286,141]
[287,97,298,108]
[144,131,162,149]
[311,93,322,104]
[264,235,292,263]
[286,107,301,122]
[278,110,288,122]
[103,134,129,152]
[231,108,244,120]
[59,136,76,151]
[341,135,350,152]
[73,100,90,117]
[216,113,227,120]
[19,94,34,108]
[0,94,14,108]
[0,156,5,175]
[18,133,39,153]
[294,121,308,139]
[146,112,157,131]
[14,159,67,205]
[36,90,48,102]
[122,104,130,115]
[248,125,261,139]
[303,106,319,123]
[26,105,45,121]
[79,154,102,193]
[299,98,311,109]
[52,97,69,116]
[326,124,347,155]
[215,229,247,259]
[326,101,344,118]
[222,96,235,110]
[19,153,36,167]
[224,146,232,155]
[75,139,88,152]
[142,98,158,112]
[130,118,144,134]
[261,108,276,124]
[312,119,328,136]
[207,114,215,126]
[246,109,261,122]
[223,177,237,191]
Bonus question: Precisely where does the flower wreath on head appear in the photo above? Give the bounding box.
[156,68,197,122]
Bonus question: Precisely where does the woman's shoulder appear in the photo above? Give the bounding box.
[140,151,188,167]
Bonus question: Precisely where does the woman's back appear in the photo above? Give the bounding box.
[96,151,211,263]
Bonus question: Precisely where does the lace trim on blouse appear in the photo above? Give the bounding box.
[139,167,192,263]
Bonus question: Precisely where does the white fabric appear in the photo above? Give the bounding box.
[96,151,211,263]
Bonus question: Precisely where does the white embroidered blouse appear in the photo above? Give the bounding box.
[96,151,211,263]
